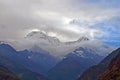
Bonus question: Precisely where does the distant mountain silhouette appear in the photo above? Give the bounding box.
[0,44,49,80]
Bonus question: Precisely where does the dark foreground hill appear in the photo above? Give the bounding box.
[98,48,120,80]
[78,48,120,80]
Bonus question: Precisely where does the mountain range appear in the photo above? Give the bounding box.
[7,31,114,58]
[0,31,116,80]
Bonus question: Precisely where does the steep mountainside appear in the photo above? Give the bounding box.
[98,48,120,80]
[47,47,107,80]
[18,45,59,74]
[78,48,120,80]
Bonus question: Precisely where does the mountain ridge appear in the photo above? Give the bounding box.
[6,31,114,58]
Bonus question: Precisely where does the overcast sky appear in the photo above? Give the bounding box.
[0,0,120,47]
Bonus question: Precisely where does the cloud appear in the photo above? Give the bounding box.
[0,0,120,43]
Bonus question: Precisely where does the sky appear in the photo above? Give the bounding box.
[0,0,120,47]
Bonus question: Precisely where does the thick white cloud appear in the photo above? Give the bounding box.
[0,0,120,42]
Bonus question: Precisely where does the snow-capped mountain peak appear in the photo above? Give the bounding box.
[25,31,61,45]
[77,37,89,42]
[26,31,47,39]
[7,31,115,58]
